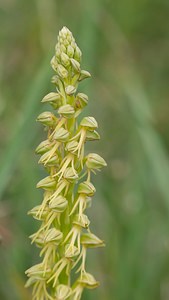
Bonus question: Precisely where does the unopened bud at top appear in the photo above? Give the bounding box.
[58,27,75,49]
[51,56,58,72]
[67,45,74,58]
[60,52,70,67]
[70,58,81,73]
[55,27,82,63]
[74,46,82,62]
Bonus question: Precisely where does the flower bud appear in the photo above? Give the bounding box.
[51,55,58,71]
[60,44,67,53]
[62,26,70,35]
[36,176,56,190]
[71,40,76,49]
[58,104,75,118]
[86,153,107,170]
[78,70,91,81]
[74,46,82,62]
[63,167,78,182]
[65,244,79,258]
[80,116,98,130]
[78,272,99,289]
[81,232,105,248]
[67,45,74,58]
[63,39,69,47]
[73,214,90,228]
[37,111,56,126]
[57,64,68,79]
[75,93,88,108]
[49,195,68,213]
[86,130,100,141]
[55,284,72,300]
[61,52,70,67]
[70,58,81,73]
[44,228,63,244]
[35,140,52,154]
[65,141,78,153]
[51,75,60,86]
[55,46,61,60]
[78,181,96,196]
[53,127,69,142]
[65,85,76,95]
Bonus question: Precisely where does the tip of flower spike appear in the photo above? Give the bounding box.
[60,26,71,35]
[55,26,82,65]
[58,26,74,44]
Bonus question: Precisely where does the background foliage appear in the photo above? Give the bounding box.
[0,0,169,299]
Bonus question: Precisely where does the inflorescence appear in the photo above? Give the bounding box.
[25,26,106,300]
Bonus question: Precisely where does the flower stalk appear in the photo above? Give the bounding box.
[26,26,106,300]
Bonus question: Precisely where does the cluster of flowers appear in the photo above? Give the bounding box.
[25,27,106,300]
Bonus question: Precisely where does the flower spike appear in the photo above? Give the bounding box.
[26,26,106,300]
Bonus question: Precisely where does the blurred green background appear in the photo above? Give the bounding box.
[1,0,169,299]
